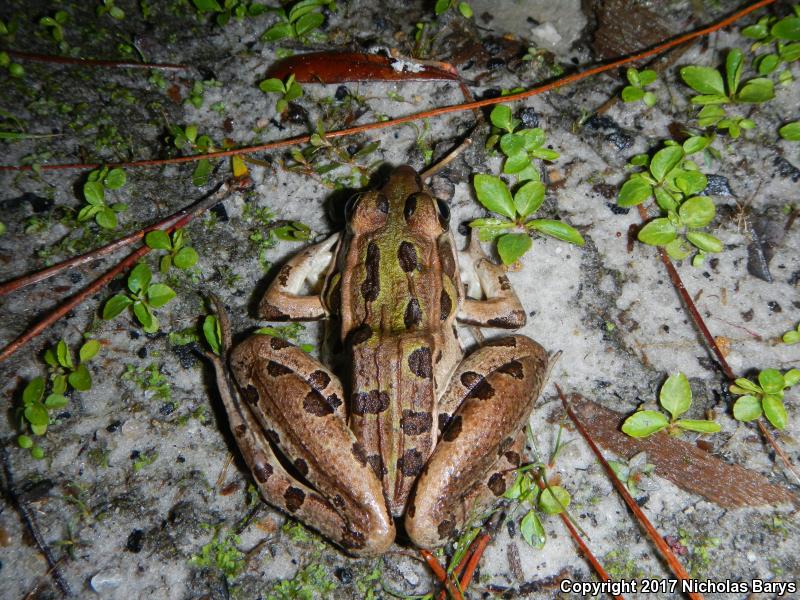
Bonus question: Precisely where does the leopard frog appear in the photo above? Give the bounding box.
[210,165,548,556]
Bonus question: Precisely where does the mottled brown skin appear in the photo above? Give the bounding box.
[213,166,548,556]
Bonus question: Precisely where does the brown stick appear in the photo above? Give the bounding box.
[420,549,464,600]
[0,183,233,363]
[559,387,704,600]
[5,49,188,71]
[0,0,777,173]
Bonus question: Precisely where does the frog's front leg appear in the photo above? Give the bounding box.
[220,334,394,556]
[258,233,339,321]
[405,335,547,549]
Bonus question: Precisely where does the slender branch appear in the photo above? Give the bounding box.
[0,0,776,173]
[757,420,800,485]
[4,49,189,71]
[0,182,234,363]
[559,387,705,600]
[420,549,464,600]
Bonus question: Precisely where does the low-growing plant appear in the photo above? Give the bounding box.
[622,372,720,437]
[742,5,800,83]
[680,48,775,106]
[608,451,659,496]
[470,174,584,265]
[621,67,658,106]
[192,0,267,26]
[730,368,799,430]
[434,0,473,18]
[487,105,559,182]
[780,121,800,141]
[43,338,101,393]
[190,528,245,580]
[97,0,125,20]
[261,0,335,43]
[0,51,24,78]
[145,229,199,273]
[167,124,216,187]
[259,74,304,115]
[783,322,800,344]
[267,563,336,600]
[103,263,176,333]
[39,11,68,45]
[78,166,128,230]
[16,377,64,459]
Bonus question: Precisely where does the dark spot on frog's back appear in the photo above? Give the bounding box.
[253,462,273,483]
[366,454,386,478]
[487,472,507,496]
[270,337,292,350]
[242,385,259,405]
[440,290,452,320]
[341,528,367,550]
[267,360,293,377]
[398,449,424,477]
[351,442,368,466]
[437,520,455,539]
[407,347,432,378]
[438,240,456,278]
[278,265,292,286]
[404,298,422,329]
[308,369,331,390]
[498,275,511,290]
[352,390,390,414]
[294,458,309,477]
[260,301,289,321]
[460,371,483,389]
[284,487,306,512]
[485,336,517,348]
[401,410,433,435]
[303,391,334,417]
[496,360,524,379]
[398,241,418,272]
[487,310,526,328]
[442,415,462,441]
[468,380,495,400]
[346,323,372,346]
[361,242,381,302]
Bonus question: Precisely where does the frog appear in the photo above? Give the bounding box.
[208,165,549,556]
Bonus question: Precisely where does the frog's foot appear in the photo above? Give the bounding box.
[457,234,526,329]
[405,334,547,549]
[217,334,394,556]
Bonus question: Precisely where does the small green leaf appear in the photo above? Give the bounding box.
[675,171,708,196]
[680,66,725,96]
[685,231,722,253]
[682,136,710,155]
[763,394,787,429]
[659,372,692,419]
[513,181,545,217]
[52,375,67,395]
[772,16,800,40]
[664,238,691,260]
[96,208,118,229]
[503,152,530,175]
[679,196,715,228]
[499,133,524,156]
[526,219,584,246]
[84,181,105,205]
[128,263,152,294]
[79,339,101,362]
[697,105,725,128]
[23,377,45,405]
[434,0,449,15]
[758,368,785,393]
[193,0,223,11]
[147,283,176,308]
[783,368,800,387]
[725,49,743,95]
[736,77,774,103]
[675,419,720,433]
[56,339,73,369]
[104,168,126,189]
[643,92,656,107]
[261,21,295,42]
[133,301,156,331]
[174,246,199,269]
[203,315,222,355]
[519,510,546,549]
[617,177,652,207]
[295,11,324,37]
[538,485,570,515]
[496,233,532,265]
[473,174,516,219]
[756,53,780,75]
[18,435,33,449]
[733,395,762,421]
[43,348,58,368]
[622,410,669,437]
[145,230,172,250]
[68,363,92,391]
[779,121,800,141]
[192,159,212,187]
[621,86,644,102]
[638,69,657,86]
[649,146,684,182]
[638,218,677,246]
[731,377,761,394]
[783,330,800,344]
[103,294,133,319]
[31,445,45,459]
[45,393,69,409]
[489,105,513,132]
[690,94,729,105]
[518,128,545,150]
[24,402,49,427]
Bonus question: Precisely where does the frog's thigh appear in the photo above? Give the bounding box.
[406,335,547,549]
[229,335,394,556]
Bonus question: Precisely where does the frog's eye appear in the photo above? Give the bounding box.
[344,194,362,222]
[435,198,451,228]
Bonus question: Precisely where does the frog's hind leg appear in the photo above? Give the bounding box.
[213,334,394,556]
[405,335,547,549]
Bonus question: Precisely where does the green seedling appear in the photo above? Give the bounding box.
[783,322,800,344]
[192,0,267,26]
[780,121,800,141]
[608,451,658,495]
[97,0,125,20]
[78,166,128,230]
[43,338,101,394]
[103,263,176,333]
[259,74,304,114]
[680,48,775,105]
[145,229,199,273]
[434,0,473,18]
[622,372,721,437]
[742,6,800,82]
[730,368,800,430]
[470,174,584,265]
[16,377,65,459]
[261,0,335,43]
[695,105,755,138]
[267,563,336,600]
[487,105,559,182]
[621,67,658,106]
[0,51,24,78]
[190,528,245,580]
[39,11,68,44]
[203,315,222,355]
[168,124,216,187]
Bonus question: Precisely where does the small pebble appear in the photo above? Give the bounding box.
[90,569,123,593]
[126,529,144,553]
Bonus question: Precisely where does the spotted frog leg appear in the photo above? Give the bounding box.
[208,238,395,556]
[405,237,548,549]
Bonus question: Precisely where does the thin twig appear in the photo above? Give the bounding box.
[0,0,776,173]
[4,49,188,71]
[757,420,800,485]
[1,445,72,597]
[420,549,464,600]
[559,387,704,600]
[0,182,235,363]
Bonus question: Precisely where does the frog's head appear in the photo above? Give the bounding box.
[345,165,450,238]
